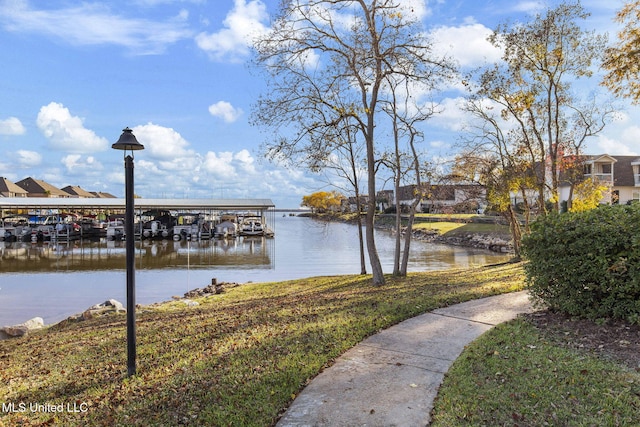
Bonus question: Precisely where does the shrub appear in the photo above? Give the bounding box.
[522,204,640,323]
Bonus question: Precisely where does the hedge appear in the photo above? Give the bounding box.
[522,204,640,323]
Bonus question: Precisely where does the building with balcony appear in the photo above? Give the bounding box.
[558,154,640,206]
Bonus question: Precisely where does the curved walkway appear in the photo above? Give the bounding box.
[277,291,536,427]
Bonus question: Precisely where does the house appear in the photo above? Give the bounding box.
[62,185,96,198]
[392,183,486,214]
[342,195,368,212]
[558,154,640,206]
[0,177,29,197]
[15,177,71,198]
[376,190,394,211]
[91,191,117,198]
[395,184,428,211]
[422,184,486,214]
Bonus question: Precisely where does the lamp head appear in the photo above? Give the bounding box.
[112,127,144,152]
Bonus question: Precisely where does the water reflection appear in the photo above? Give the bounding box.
[0,217,511,326]
[0,237,274,273]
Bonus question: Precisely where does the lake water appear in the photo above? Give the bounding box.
[0,216,509,326]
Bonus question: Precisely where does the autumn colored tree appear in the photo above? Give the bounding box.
[301,191,344,213]
[474,1,612,213]
[569,178,609,212]
[454,98,536,258]
[602,0,640,103]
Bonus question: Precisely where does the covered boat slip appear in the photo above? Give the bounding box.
[0,198,276,241]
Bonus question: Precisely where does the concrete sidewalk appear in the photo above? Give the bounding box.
[277,291,536,427]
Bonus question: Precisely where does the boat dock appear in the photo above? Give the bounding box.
[0,197,275,242]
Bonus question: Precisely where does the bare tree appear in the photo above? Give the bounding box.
[455,98,536,258]
[381,76,438,276]
[252,0,453,285]
[312,120,368,275]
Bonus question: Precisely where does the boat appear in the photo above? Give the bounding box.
[140,210,175,240]
[198,220,215,240]
[0,217,31,242]
[78,216,108,239]
[54,222,82,241]
[214,214,238,238]
[105,219,125,241]
[31,224,55,242]
[238,215,273,237]
[141,220,174,240]
[172,213,201,241]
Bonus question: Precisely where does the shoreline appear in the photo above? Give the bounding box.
[309,212,515,254]
[1,215,512,333]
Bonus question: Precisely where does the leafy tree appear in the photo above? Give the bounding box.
[252,0,454,285]
[301,191,344,213]
[474,1,612,213]
[568,177,608,212]
[602,0,640,103]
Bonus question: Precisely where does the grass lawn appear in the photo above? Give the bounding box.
[1,263,523,427]
[431,318,640,426]
[3,262,637,426]
[412,220,511,237]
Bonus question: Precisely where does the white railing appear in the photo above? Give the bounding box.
[589,173,613,183]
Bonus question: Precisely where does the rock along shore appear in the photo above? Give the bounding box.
[310,212,514,254]
[0,278,241,341]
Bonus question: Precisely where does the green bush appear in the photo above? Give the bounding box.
[522,204,640,323]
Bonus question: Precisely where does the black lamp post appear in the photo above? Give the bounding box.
[112,127,144,377]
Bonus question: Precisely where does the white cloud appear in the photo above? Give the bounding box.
[0,0,193,54]
[620,126,640,150]
[208,101,244,123]
[591,135,638,156]
[430,22,503,68]
[234,149,256,173]
[132,123,194,160]
[0,116,25,135]
[61,154,103,174]
[36,102,109,153]
[15,150,42,167]
[429,97,469,131]
[203,151,237,178]
[397,0,431,21]
[195,0,269,62]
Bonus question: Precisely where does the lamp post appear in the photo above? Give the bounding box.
[112,127,144,377]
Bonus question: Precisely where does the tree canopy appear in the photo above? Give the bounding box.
[301,190,344,213]
[602,0,640,103]
[469,1,611,213]
[252,0,454,285]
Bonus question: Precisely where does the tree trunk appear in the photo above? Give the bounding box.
[366,135,385,286]
[355,199,367,275]
[399,205,417,276]
[505,204,522,259]
[393,178,402,276]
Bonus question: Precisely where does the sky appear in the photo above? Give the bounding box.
[0,0,637,208]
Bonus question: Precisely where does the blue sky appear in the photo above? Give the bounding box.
[0,0,636,208]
